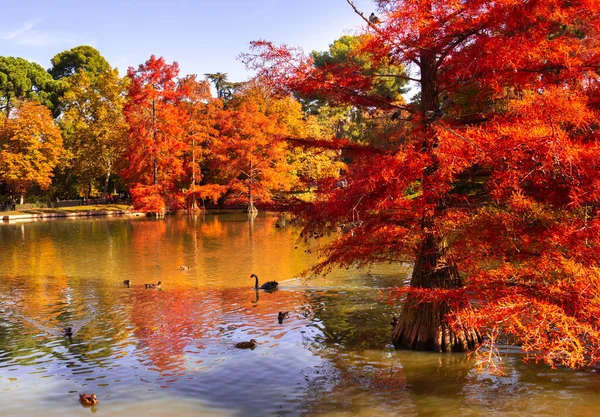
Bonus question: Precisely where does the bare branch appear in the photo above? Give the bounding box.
[346,0,421,69]
[370,73,421,83]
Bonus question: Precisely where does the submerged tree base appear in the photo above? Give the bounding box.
[392,300,481,352]
[246,203,258,214]
[146,211,166,219]
[392,235,482,352]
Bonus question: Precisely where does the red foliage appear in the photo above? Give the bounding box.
[211,82,299,209]
[246,0,600,367]
[123,55,186,211]
[177,75,222,210]
[129,184,166,213]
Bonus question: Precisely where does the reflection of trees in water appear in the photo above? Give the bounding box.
[130,287,215,377]
[0,274,134,372]
[295,278,506,416]
[300,286,397,350]
[293,284,414,415]
[299,354,415,416]
[396,351,473,416]
[128,285,303,378]
[296,281,600,417]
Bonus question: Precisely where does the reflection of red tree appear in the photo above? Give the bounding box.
[197,216,225,238]
[130,288,214,374]
[130,219,168,251]
[130,284,305,373]
[218,287,303,342]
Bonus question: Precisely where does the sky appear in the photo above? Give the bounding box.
[1,0,375,82]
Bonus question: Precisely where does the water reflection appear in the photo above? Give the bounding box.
[0,215,600,416]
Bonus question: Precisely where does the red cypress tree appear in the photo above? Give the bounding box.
[211,82,300,213]
[177,75,223,210]
[244,0,600,368]
[123,55,186,211]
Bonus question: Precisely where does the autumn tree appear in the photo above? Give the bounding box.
[212,82,301,213]
[244,0,600,368]
[0,57,63,117]
[124,55,186,211]
[286,113,346,192]
[177,75,223,210]
[0,101,63,204]
[60,67,129,197]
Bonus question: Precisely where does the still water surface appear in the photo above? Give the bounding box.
[0,214,599,416]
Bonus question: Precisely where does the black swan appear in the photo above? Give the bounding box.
[251,274,278,290]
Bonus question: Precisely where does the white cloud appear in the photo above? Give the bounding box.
[3,20,40,40]
[1,20,79,47]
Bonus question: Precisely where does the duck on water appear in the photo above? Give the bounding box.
[79,393,98,406]
[235,339,258,349]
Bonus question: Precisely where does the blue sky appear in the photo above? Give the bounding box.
[1,0,374,82]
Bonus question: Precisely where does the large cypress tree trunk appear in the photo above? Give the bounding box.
[392,235,481,351]
[392,47,481,352]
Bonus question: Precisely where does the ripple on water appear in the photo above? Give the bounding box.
[2,216,600,417]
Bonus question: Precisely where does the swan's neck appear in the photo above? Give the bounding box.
[254,276,259,289]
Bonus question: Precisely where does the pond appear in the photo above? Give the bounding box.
[0,214,599,416]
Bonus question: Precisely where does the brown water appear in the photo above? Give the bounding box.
[0,214,599,416]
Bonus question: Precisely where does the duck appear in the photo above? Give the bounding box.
[235,339,258,349]
[61,327,73,337]
[145,281,162,289]
[123,279,131,287]
[79,393,98,406]
[277,311,289,324]
[179,266,190,271]
[251,274,278,290]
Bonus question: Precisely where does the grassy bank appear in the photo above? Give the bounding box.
[0,204,132,218]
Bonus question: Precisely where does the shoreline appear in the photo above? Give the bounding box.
[1,209,145,223]
[0,206,267,223]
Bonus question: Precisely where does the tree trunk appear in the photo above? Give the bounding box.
[103,170,111,195]
[152,99,158,186]
[392,44,481,352]
[247,185,257,214]
[392,235,481,351]
[247,162,258,213]
[191,136,197,210]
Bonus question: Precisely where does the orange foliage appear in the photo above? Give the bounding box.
[186,184,228,206]
[130,184,166,213]
[177,75,222,209]
[211,82,300,209]
[0,101,63,198]
[245,0,600,367]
